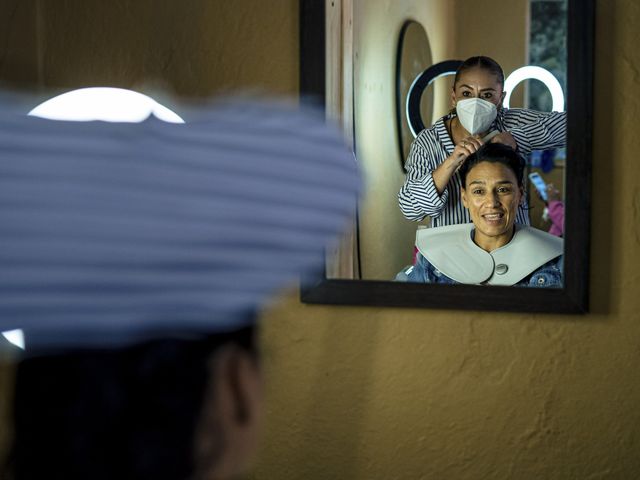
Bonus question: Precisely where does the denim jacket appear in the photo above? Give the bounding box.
[404,252,563,288]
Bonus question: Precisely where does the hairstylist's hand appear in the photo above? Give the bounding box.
[450,135,483,169]
[433,135,482,195]
[490,132,517,150]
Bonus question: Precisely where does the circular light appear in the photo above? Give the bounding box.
[2,329,25,350]
[28,87,185,123]
[406,60,463,137]
[503,66,565,112]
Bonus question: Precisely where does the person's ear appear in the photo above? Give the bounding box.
[451,87,457,109]
[195,345,263,480]
[499,91,506,108]
[518,185,525,205]
[221,346,261,425]
[461,187,469,209]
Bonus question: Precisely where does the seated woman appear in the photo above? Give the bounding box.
[401,143,563,287]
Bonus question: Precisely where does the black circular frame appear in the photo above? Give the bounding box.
[406,59,463,137]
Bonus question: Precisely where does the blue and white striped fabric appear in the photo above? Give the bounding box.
[398,108,566,226]
[0,100,359,349]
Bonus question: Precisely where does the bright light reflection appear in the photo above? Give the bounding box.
[28,87,185,123]
[2,329,25,350]
[503,66,565,112]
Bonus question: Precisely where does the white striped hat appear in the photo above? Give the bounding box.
[0,100,359,350]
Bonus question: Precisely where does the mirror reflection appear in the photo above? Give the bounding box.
[396,21,434,164]
[333,0,568,287]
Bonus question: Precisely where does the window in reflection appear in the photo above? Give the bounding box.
[525,0,567,234]
[528,0,568,112]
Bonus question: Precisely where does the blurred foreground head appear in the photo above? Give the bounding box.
[0,98,359,479]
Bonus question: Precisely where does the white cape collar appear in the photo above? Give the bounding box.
[415,224,563,286]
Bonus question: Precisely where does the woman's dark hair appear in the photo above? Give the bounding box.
[459,143,525,188]
[454,56,505,89]
[7,325,257,480]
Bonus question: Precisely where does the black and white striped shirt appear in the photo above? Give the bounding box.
[398,108,566,226]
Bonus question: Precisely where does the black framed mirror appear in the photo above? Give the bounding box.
[300,0,594,314]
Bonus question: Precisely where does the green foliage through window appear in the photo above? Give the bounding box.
[528,0,567,111]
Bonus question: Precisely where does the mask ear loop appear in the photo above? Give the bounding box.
[498,86,507,112]
[450,82,458,117]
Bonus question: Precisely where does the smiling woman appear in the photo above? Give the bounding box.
[400,143,563,287]
[460,146,525,252]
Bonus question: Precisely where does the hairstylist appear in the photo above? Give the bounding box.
[398,56,566,226]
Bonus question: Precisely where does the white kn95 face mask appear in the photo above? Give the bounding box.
[455,98,498,135]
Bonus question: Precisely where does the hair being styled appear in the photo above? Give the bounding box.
[7,326,257,480]
[454,56,505,89]
[459,143,525,188]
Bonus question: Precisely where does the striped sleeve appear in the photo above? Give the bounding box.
[398,130,449,221]
[504,109,567,154]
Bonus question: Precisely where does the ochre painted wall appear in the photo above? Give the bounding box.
[0,0,41,88]
[252,0,640,478]
[0,0,299,97]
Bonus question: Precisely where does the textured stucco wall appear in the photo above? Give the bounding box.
[0,0,40,88]
[252,1,640,478]
[0,0,299,97]
[39,0,299,97]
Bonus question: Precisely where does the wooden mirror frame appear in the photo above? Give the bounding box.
[300,0,594,314]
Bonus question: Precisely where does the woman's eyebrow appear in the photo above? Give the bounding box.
[468,179,514,185]
[458,85,497,92]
